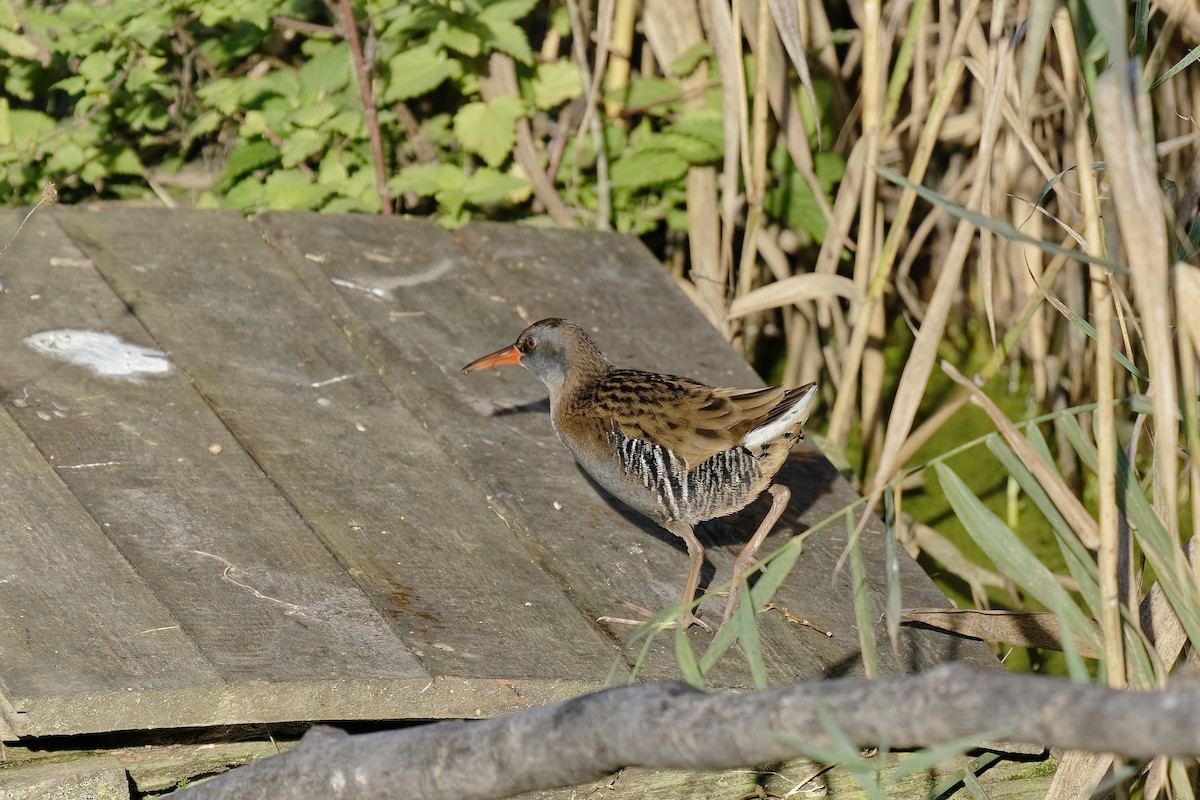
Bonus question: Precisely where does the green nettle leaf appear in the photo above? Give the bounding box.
[317,153,349,186]
[78,50,115,84]
[481,17,533,64]
[669,110,724,150]
[257,70,301,101]
[104,147,145,176]
[52,75,87,96]
[81,157,109,184]
[667,41,712,77]
[480,0,539,22]
[186,111,220,144]
[280,128,328,168]
[464,167,528,205]
[433,19,481,57]
[125,103,170,132]
[224,175,265,209]
[390,163,462,197]
[815,149,846,189]
[0,0,19,27]
[0,29,39,59]
[453,96,524,167]
[616,77,681,116]
[127,62,167,94]
[384,43,461,102]
[50,141,87,173]
[196,77,242,115]
[531,61,583,109]
[378,4,421,39]
[258,97,292,131]
[240,110,268,137]
[326,110,365,137]
[298,41,351,99]
[641,131,720,164]
[6,109,55,150]
[263,170,333,210]
[219,139,281,189]
[290,100,339,129]
[764,147,844,244]
[609,149,689,190]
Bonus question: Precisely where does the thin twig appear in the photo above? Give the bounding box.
[0,183,58,264]
[338,0,392,215]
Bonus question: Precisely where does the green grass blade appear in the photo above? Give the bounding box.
[674,623,704,688]
[735,582,769,689]
[1032,284,1149,380]
[1054,609,1092,682]
[1169,757,1198,800]
[1061,415,1200,650]
[847,511,879,676]
[699,533,807,675]
[885,502,902,654]
[987,432,1102,614]
[748,535,805,608]
[936,462,1101,655]
[699,605,742,674]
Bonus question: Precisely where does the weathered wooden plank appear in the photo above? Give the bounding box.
[514,751,1054,800]
[0,401,222,721]
[0,755,130,800]
[54,206,620,685]
[0,210,435,734]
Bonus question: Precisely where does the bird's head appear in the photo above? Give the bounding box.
[462,318,610,398]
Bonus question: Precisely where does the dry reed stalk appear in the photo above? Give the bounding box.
[564,0,612,228]
[861,5,1001,503]
[642,0,726,334]
[1044,11,1123,796]
[1179,264,1200,549]
[1087,79,1122,687]
[738,0,840,257]
[1101,75,1180,542]
[828,0,978,447]
[603,0,636,123]
[697,0,741,332]
[479,54,577,229]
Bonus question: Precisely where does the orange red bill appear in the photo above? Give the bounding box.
[461,344,522,373]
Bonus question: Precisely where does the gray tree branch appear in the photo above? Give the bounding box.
[176,663,1200,800]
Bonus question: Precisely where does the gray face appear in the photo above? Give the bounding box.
[515,322,573,396]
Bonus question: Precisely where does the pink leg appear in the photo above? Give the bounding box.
[722,484,791,624]
[667,521,711,631]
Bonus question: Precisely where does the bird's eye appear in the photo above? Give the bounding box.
[522,337,536,351]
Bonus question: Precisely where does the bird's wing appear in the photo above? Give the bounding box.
[597,369,789,470]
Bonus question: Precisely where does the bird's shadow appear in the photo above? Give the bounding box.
[487,397,551,417]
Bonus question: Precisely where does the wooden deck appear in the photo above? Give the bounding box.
[0,207,1017,791]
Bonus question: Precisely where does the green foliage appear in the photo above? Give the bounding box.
[0,0,838,241]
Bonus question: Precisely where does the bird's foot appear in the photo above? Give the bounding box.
[598,602,712,633]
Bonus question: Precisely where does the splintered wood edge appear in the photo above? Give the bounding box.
[0,676,597,739]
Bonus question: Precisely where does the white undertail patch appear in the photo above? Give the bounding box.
[740,383,818,449]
